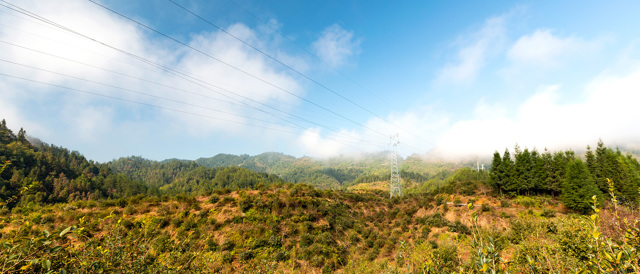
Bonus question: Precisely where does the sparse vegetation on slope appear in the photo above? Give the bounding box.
[2,119,639,273]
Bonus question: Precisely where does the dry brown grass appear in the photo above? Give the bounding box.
[600,203,640,240]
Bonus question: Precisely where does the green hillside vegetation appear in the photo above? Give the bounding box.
[108,156,284,195]
[489,143,640,213]
[193,152,459,189]
[2,167,638,272]
[1,119,639,273]
[0,120,284,207]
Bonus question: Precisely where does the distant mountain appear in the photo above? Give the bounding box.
[192,151,465,189]
[108,156,283,194]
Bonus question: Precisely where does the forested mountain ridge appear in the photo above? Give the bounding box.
[193,151,463,188]
[0,119,148,206]
[108,156,284,195]
[0,119,284,207]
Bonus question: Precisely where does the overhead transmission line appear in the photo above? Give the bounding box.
[0,37,331,137]
[0,39,305,131]
[227,0,389,105]
[0,2,386,149]
[85,0,391,141]
[0,73,296,134]
[0,58,297,129]
[0,72,381,152]
[169,0,435,152]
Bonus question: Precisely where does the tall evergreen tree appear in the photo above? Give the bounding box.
[530,149,546,194]
[489,151,504,195]
[562,159,602,214]
[502,149,516,194]
[514,148,534,195]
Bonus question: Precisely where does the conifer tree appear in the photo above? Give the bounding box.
[547,151,570,197]
[489,151,504,195]
[530,149,546,194]
[515,148,533,195]
[501,148,516,194]
[562,159,602,214]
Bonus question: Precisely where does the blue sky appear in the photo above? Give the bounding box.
[1,0,640,162]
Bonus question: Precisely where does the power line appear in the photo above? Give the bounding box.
[0,6,383,148]
[85,0,390,140]
[171,0,435,151]
[228,0,389,104]
[0,39,284,117]
[0,1,393,152]
[0,72,382,151]
[0,1,389,149]
[0,72,296,134]
[0,58,297,129]
[0,44,385,150]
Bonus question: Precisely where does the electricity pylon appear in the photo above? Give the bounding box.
[389,134,402,198]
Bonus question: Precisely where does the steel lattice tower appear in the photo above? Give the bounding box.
[389,134,402,198]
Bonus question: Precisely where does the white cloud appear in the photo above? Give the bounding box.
[0,0,307,161]
[298,128,345,158]
[436,16,507,85]
[432,66,640,158]
[312,24,361,68]
[508,29,593,67]
[296,106,448,158]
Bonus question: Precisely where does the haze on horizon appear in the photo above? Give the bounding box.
[1,0,640,163]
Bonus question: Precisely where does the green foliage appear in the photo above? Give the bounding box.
[489,142,640,212]
[0,123,147,207]
[467,202,509,273]
[562,159,603,214]
[578,179,640,273]
[3,119,640,272]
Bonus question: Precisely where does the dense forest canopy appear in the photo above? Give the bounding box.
[489,142,640,212]
[0,119,283,207]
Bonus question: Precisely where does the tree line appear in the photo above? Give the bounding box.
[490,141,640,213]
[0,119,284,208]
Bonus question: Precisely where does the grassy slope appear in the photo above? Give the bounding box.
[3,183,636,273]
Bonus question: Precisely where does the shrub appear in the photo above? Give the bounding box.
[208,195,220,204]
[300,233,314,248]
[448,220,470,234]
[366,247,379,261]
[432,243,459,271]
[421,226,431,238]
[219,196,236,207]
[349,232,361,244]
[275,250,288,262]
[124,205,136,215]
[499,199,511,208]
[515,196,537,208]
[115,198,128,208]
[425,213,449,227]
[481,203,491,212]
[240,250,254,261]
[238,195,253,212]
[221,239,235,251]
[541,208,556,218]
[435,195,446,206]
[222,251,234,264]
[310,255,325,268]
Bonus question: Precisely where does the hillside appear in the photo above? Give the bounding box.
[1,119,640,273]
[2,181,638,273]
[192,151,465,189]
[0,120,284,206]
